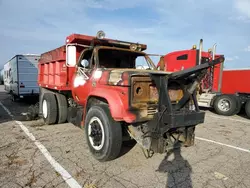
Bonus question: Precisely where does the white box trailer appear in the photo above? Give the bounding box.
[0,69,3,84]
[3,54,40,101]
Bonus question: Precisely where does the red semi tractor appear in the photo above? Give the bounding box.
[159,39,250,118]
[37,31,224,161]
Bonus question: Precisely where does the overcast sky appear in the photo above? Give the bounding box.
[0,0,250,69]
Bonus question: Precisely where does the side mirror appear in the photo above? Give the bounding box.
[66,45,76,67]
[80,59,89,68]
[159,56,165,71]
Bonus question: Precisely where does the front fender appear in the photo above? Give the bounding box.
[87,87,136,122]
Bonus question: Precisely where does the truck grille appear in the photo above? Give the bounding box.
[147,107,158,116]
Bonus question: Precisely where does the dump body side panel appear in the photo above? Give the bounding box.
[221,69,250,94]
[38,45,83,90]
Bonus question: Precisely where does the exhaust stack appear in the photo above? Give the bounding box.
[198,39,203,65]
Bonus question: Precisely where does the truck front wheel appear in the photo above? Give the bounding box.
[42,93,58,124]
[84,104,122,162]
[245,100,250,119]
[213,95,237,116]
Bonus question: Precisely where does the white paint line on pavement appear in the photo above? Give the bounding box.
[0,102,14,118]
[196,136,250,154]
[207,114,250,124]
[0,102,82,188]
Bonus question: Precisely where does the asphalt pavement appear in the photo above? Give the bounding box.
[0,85,250,188]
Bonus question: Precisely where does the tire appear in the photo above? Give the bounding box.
[42,93,58,125]
[55,93,68,124]
[245,100,250,119]
[11,94,17,102]
[234,97,242,115]
[10,91,18,102]
[213,95,237,116]
[84,104,122,162]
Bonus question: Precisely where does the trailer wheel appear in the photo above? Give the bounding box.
[10,91,18,102]
[11,94,18,102]
[42,93,58,125]
[213,95,237,116]
[84,104,122,162]
[55,93,68,124]
[245,100,250,119]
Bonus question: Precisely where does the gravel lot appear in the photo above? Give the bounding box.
[0,85,250,188]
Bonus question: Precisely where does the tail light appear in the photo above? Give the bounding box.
[20,83,25,88]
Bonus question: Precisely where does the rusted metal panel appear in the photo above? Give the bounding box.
[128,75,184,121]
[131,76,183,104]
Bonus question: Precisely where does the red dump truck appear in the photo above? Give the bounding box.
[159,39,250,118]
[37,31,224,161]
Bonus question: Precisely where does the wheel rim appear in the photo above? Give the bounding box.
[42,99,48,118]
[88,116,105,151]
[218,99,230,112]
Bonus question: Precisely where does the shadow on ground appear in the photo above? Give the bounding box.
[157,143,193,188]
[0,91,39,123]
[119,140,137,157]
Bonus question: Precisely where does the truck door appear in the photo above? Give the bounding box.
[72,49,94,105]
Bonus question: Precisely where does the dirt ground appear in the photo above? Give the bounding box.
[1,85,250,188]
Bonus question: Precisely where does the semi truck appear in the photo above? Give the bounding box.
[159,39,250,119]
[37,31,224,162]
[3,54,40,101]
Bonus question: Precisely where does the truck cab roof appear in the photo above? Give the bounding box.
[65,33,147,51]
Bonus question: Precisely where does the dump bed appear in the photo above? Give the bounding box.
[37,35,89,90]
[221,69,250,94]
[38,45,79,91]
[37,33,147,91]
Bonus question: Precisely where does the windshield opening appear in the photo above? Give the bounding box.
[97,48,156,70]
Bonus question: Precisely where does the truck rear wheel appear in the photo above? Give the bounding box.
[213,95,237,116]
[84,104,122,162]
[42,93,58,125]
[245,100,250,119]
[55,93,68,124]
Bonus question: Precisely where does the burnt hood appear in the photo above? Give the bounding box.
[100,68,172,86]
